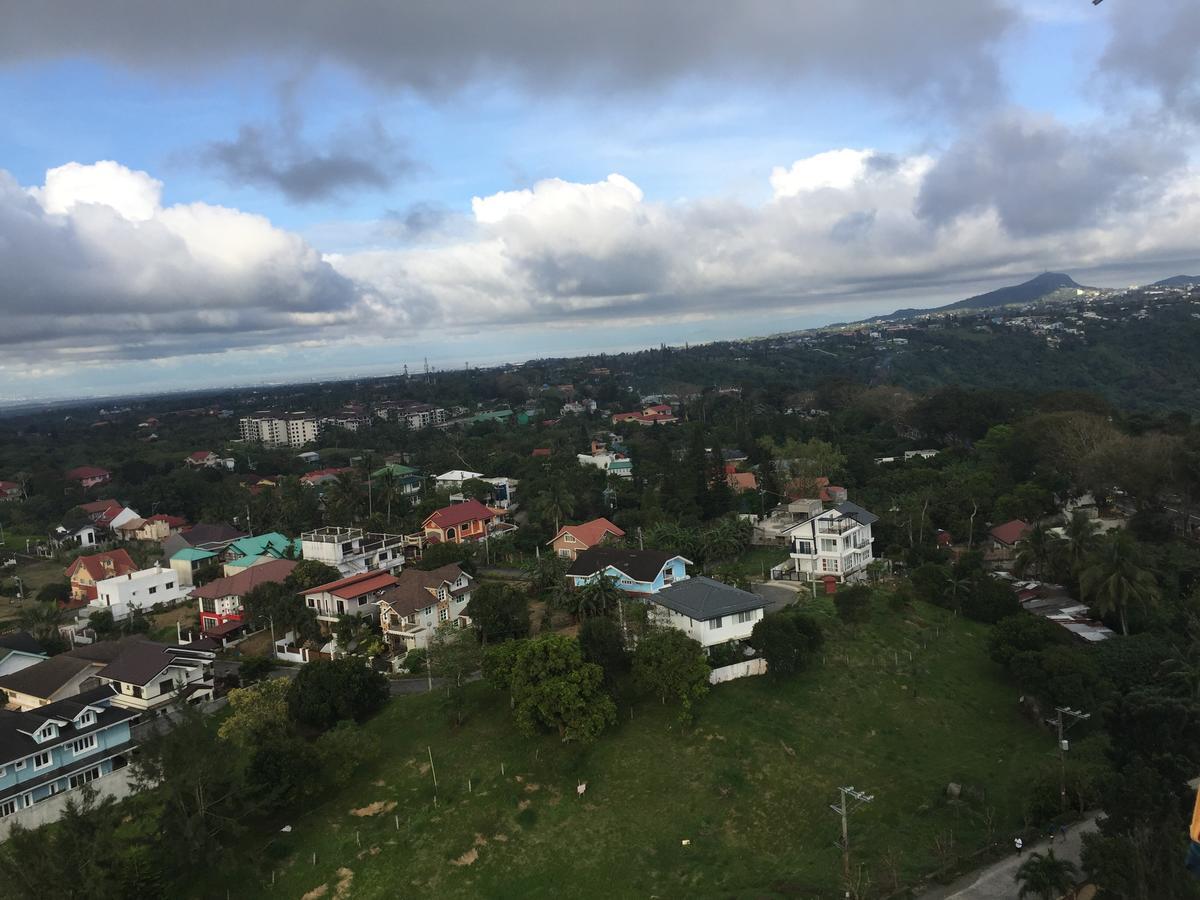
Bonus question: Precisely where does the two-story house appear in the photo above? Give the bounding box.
[190,558,298,635]
[566,548,691,595]
[422,499,497,545]
[169,547,220,588]
[0,686,138,837]
[548,518,626,561]
[299,526,408,576]
[302,570,399,626]
[161,522,248,561]
[648,577,767,650]
[780,500,878,584]
[64,466,111,490]
[376,564,475,652]
[220,532,300,575]
[90,564,187,621]
[71,639,215,713]
[64,549,138,605]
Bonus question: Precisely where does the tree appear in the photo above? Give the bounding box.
[988,614,1067,667]
[237,655,275,684]
[469,582,530,644]
[507,634,616,742]
[1015,850,1078,900]
[86,608,118,639]
[285,560,343,593]
[243,581,320,645]
[576,575,624,619]
[1014,522,1063,581]
[415,541,478,574]
[218,678,291,748]
[1060,510,1100,577]
[531,479,576,533]
[1080,531,1160,635]
[833,584,872,624]
[428,624,484,725]
[34,582,70,605]
[749,611,823,678]
[287,658,388,730]
[578,615,628,683]
[16,602,65,649]
[632,630,710,723]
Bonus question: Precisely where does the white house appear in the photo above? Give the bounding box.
[577,452,633,477]
[649,576,767,650]
[89,565,187,621]
[435,470,484,489]
[778,501,877,584]
[376,564,475,652]
[299,526,408,576]
[302,569,399,625]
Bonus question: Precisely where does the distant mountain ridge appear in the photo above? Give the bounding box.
[875,272,1088,322]
[1151,275,1200,287]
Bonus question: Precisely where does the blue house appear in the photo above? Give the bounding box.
[566,548,691,595]
[0,685,138,824]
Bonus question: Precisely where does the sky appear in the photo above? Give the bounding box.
[2,0,1200,402]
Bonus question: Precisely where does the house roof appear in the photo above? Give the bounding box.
[65,466,110,481]
[188,450,216,461]
[172,547,218,562]
[567,548,690,584]
[377,564,472,617]
[92,640,213,686]
[65,549,137,583]
[0,480,20,492]
[225,532,297,560]
[372,463,419,478]
[424,499,495,530]
[727,472,758,492]
[189,559,298,600]
[178,523,247,548]
[304,569,399,600]
[549,518,626,549]
[0,654,95,699]
[0,686,137,769]
[435,469,484,482]
[80,499,125,526]
[146,514,188,528]
[652,576,766,621]
[990,519,1031,546]
[835,501,879,526]
[0,632,46,656]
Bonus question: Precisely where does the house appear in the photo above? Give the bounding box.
[69,639,215,712]
[649,577,767,649]
[88,565,186,622]
[221,532,300,575]
[50,514,99,550]
[779,501,878,585]
[302,570,399,625]
[435,470,484,489]
[725,466,758,493]
[79,499,141,533]
[567,548,691,594]
[300,466,353,488]
[549,518,626,561]
[577,450,634,477]
[133,514,188,543]
[162,523,247,560]
[190,558,298,635]
[531,448,553,458]
[0,656,100,711]
[377,564,475,652]
[0,634,47,679]
[0,481,22,502]
[611,404,678,426]
[989,520,1031,559]
[422,499,502,545]
[300,526,409,576]
[65,466,111,489]
[64,550,138,605]
[185,450,220,468]
[169,548,220,588]
[0,685,138,836]
[371,463,423,496]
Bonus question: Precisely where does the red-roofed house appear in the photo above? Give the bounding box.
[785,476,847,504]
[185,450,220,468]
[190,558,298,634]
[531,448,552,458]
[612,404,678,426]
[64,549,138,605]
[0,480,22,502]
[989,520,1031,559]
[65,466,111,489]
[727,471,758,493]
[79,499,140,531]
[301,569,399,625]
[422,499,500,545]
[548,518,626,561]
[301,467,353,487]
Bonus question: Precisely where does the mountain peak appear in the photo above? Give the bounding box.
[877,272,1088,322]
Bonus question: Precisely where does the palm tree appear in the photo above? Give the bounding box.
[1060,511,1099,577]
[1014,523,1063,580]
[1079,531,1159,636]
[17,602,64,646]
[533,479,575,534]
[1014,849,1078,900]
[324,472,364,524]
[576,575,623,619]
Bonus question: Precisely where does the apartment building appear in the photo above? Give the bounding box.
[238,412,321,447]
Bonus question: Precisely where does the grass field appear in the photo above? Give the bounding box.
[213,599,1051,899]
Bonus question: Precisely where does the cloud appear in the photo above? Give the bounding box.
[916,111,1185,236]
[0,1,1015,107]
[0,161,370,365]
[1099,0,1200,120]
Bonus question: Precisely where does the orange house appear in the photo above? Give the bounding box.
[422,499,496,545]
[548,518,626,561]
[64,549,138,605]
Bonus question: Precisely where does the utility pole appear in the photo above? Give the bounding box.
[1048,707,1090,810]
[830,786,874,899]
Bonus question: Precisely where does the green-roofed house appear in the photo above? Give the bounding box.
[466,409,513,426]
[371,464,423,497]
[221,532,301,576]
[169,547,219,587]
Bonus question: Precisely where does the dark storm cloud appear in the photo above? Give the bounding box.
[0,1,1015,106]
[1099,0,1200,120]
[915,112,1184,236]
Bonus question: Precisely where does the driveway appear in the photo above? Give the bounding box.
[919,815,1100,900]
[751,581,806,614]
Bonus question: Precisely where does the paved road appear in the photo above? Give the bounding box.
[920,815,1100,900]
[751,581,805,613]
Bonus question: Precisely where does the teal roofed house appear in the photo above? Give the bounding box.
[371,464,423,496]
[222,532,300,573]
[467,409,513,426]
[169,547,219,587]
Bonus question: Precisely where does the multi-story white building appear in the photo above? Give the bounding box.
[300,526,409,576]
[238,413,321,447]
[375,401,448,430]
[779,501,877,583]
[90,565,187,621]
[321,414,371,433]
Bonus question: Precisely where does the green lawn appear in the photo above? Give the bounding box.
[214,601,1051,899]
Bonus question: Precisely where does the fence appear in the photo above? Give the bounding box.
[709,658,768,685]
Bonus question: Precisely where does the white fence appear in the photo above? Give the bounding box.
[709,658,768,685]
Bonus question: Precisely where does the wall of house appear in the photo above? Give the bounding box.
[104,664,211,711]
[0,718,132,804]
[0,760,137,841]
[652,606,761,648]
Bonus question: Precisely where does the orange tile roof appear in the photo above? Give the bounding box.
[552,517,625,548]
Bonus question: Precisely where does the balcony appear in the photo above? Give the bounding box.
[816,520,856,535]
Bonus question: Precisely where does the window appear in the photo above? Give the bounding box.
[148,586,157,595]
[821,557,840,572]
[820,539,837,553]
[71,735,97,755]
[35,725,57,743]
[0,799,16,818]
[75,711,95,728]
[735,610,755,624]
[795,540,814,555]
[165,581,174,590]
[14,760,25,771]
[423,606,433,617]
[439,608,449,623]
[69,767,101,790]
[709,617,724,630]
[32,751,51,770]
[306,598,316,608]
[558,549,571,558]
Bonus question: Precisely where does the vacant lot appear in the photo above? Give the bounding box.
[214,599,1050,899]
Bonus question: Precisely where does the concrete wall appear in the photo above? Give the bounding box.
[0,767,138,842]
[709,658,768,685]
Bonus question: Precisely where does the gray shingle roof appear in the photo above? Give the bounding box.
[651,576,766,621]
[0,655,95,699]
[835,501,879,526]
[567,548,689,583]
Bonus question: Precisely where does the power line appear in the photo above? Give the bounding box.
[830,785,874,899]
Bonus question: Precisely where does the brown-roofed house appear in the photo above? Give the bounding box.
[989,519,1031,560]
[189,558,297,634]
[0,655,99,711]
[301,569,399,625]
[377,564,475,652]
[64,549,138,604]
[422,499,496,545]
[548,518,626,561]
[65,466,111,489]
